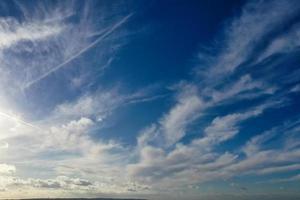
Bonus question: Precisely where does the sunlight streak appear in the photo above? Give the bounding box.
[0,111,41,130]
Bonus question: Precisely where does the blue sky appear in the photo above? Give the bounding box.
[0,0,300,199]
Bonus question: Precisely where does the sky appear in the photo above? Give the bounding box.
[0,0,300,199]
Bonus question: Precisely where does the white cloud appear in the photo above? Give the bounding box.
[255,164,300,175]
[130,3,297,184]
[129,103,274,186]
[0,0,299,197]
[52,89,123,121]
[137,124,159,147]
[201,0,300,79]
[44,117,95,152]
[290,84,300,93]
[0,0,131,106]
[0,164,16,175]
[210,75,275,103]
[52,86,161,125]
[23,13,132,89]
[0,18,63,49]
[0,142,8,149]
[161,86,204,146]
[257,23,300,62]
[226,147,300,176]
[243,129,276,157]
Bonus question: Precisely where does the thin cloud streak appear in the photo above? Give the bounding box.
[23,13,133,90]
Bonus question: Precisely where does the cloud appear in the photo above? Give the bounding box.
[255,164,300,175]
[0,175,95,192]
[0,110,41,131]
[52,89,123,121]
[44,117,95,153]
[221,120,300,177]
[243,119,300,156]
[199,0,300,79]
[0,18,63,49]
[210,74,276,103]
[269,174,300,183]
[0,142,8,149]
[0,0,300,197]
[290,84,300,93]
[161,84,204,146]
[23,13,133,89]
[0,110,134,195]
[0,79,165,196]
[0,164,16,175]
[128,0,300,191]
[257,23,300,62]
[52,85,162,123]
[129,101,276,186]
[0,0,131,108]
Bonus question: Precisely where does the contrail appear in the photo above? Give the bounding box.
[0,111,41,130]
[23,13,133,89]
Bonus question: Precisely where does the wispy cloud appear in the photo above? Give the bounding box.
[23,13,133,89]
[268,174,300,183]
[0,1,139,196]
[161,84,204,146]
[127,0,300,192]
[0,0,300,197]
[0,19,63,49]
[128,102,278,187]
[0,0,131,106]
[0,110,41,130]
[255,164,300,175]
